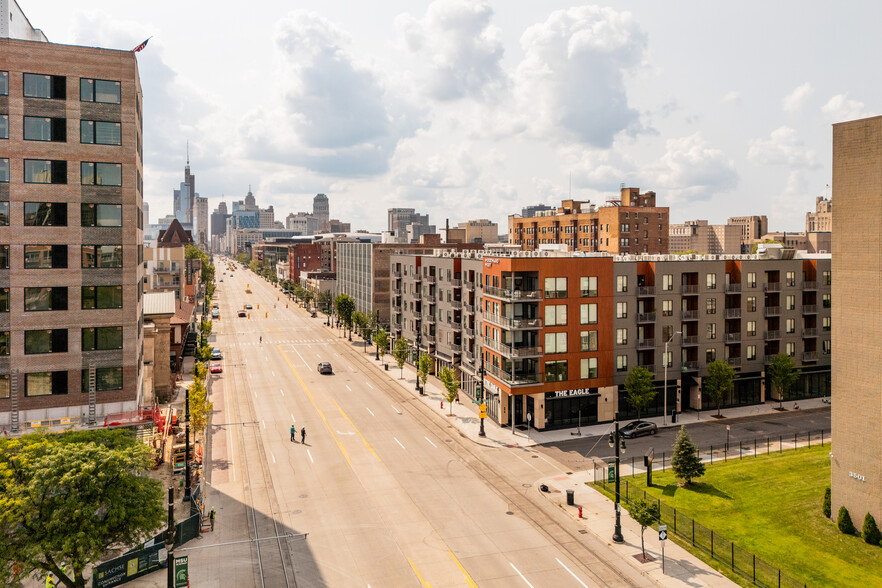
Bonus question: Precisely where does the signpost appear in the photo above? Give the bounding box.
[478,402,487,437]
[659,525,667,574]
[644,446,655,486]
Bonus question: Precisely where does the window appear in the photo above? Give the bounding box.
[25,371,68,396]
[81,162,122,186]
[785,295,795,310]
[706,298,716,314]
[0,331,8,355]
[0,114,7,139]
[663,350,672,367]
[662,274,673,291]
[785,271,796,287]
[580,357,598,379]
[746,321,756,336]
[620,223,630,233]
[822,271,831,286]
[544,277,567,298]
[746,272,757,288]
[822,316,831,332]
[0,158,8,183]
[662,299,673,316]
[24,73,66,99]
[0,375,7,399]
[545,332,567,354]
[81,204,122,227]
[82,245,122,268]
[0,202,7,225]
[616,301,628,318]
[785,342,795,357]
[747,345,756,360]
[580,276,597,297]
[545,360,567,382]
[24,160,67,184]
[23,117,66,142]
[822,293,831,308]
[580,303,597,324]
[25,329,68,354]
[580,330,597,352]
[616,355,628,372]
[24,245,67,269]
[746,296,757,312]
[0,71,7,95]
[82,326,123,351]
[706,349,716,363]
[706,273,717,289]
[822,340,831,354]
[785,318,795,334]
[706,323,716,340]
[0,289,8,312]
[25,287,67,311]
[545,304,567,326]
[616,328,628,345]
[0,245,7,269]
[80,120,121,145]
[82,286,122,310]
[24,202,67,226]
[616,275,628,292]
[80,78,121,104]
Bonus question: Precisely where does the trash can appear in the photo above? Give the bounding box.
[384,364,389,371]
[566,489,575,506]
[671,410,677,424]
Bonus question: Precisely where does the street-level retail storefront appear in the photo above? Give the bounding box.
[544,388,600,430]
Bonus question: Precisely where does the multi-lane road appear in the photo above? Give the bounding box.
[205,262,651,588]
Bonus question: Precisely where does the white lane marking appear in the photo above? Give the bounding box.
[556,558,589,588]
[253,391,257,399]
[271,452,276,464]
[394,437,406,450]
[272,371,276,377]
[510,563,535,588]
[392,405,402,415]
[293,348,307,365]
[346,385,352,391]
[290,413,296,423]
[366,382,374,390]
[365,407,374,417]
[261,420,266,430]
[280,389,285,397]
[307,449,314,463]
[424,436,437,448]
[509,447,545,475]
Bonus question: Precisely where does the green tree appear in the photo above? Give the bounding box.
[438,366,460,416]
[824,487,832,518]
[704,359,735,417]
[671,425,705,486]
[863,513,881,545]
[334,294,356,338]
[196,343,212,362]
[838,506,856,535]
[249,259,260,274]
[768,353,800,409]
[394,337,409,378]
[194,361,207,384]
[629,498,661,560]
[235,253,250,265]
[417,353,432,392]
[624,366,656,421]
[200,319,212,338]
[317,290,332,314]
[0,432,164,588]
[185,244,215,285]
[189,380,213,436]
[375,329,389,364]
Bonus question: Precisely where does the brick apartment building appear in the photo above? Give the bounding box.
[0,35,144,428]
[508,187,670,254]
[390,250,830,430]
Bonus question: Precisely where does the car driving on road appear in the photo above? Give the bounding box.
[210,362,223,374]
[245,303,253,310]
[210,348,222,360]
[317,362,333,374]
[619,420,658,438]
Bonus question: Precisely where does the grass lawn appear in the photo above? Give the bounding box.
[593,444,882,587]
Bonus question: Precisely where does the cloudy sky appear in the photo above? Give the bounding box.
[24,1,881,233]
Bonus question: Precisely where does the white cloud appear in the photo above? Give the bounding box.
[821,93,870,122]
[513,5,647,148]
[782,82,813,113]
[391,142,480,188]
[722,91,742,106]
[747,126,818,169]
[648,133,738,203]
[558,145,635,191]
[395,0,506,101]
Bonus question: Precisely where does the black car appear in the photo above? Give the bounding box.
[620,420,658,438]
[317,362,333,375]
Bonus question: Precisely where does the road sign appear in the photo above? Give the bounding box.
[659,525,668,541]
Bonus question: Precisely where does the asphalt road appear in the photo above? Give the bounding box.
[205,261,652,588]
[535,407,831,473]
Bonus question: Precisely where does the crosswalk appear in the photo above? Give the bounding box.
[236,339,331,346]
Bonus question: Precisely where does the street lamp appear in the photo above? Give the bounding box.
[664,331,681,425]
[183,383,192,502]
[478,349,486,437]
[375,309,380,361]
[415,330,423,394]
[608,413,627,543]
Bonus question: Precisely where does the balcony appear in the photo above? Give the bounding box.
[636,312,656,323]
[681,361,699,372]
[391,269,401,277]
[424,335,435,345]
[450,344,462,354]
[725,332,741,343]
[764,306,780,317]
[764,282,781,292]
[802,305,818,314]
[486,363,542,386]
[463,303,474,314]
[452,323,462,332]
[803,351,818,362]
[637,339,655,349]
[637,286,655,296]
[154,264,180,274]
[414,274,422,284]
[727,357,742,367]
[426,275,436,284]
[425,315,436,324]
[803,281,817,290]
[681,284,699,294]
[392,307,401,315]
[465,282,475,291]
[725,308,742,319]
[451,279,462,287]
[425,294,436,304]
[802,328,818,338]
[681,335,699,345]
[637,363,655,374]
[725,283,742,293]
[681,310,699,320]
[765,330,781,339]
[451,300,462,309]
[483,285,543,301]
[482,311,542,329]
[463,327,475,338]
[464,351,475,363]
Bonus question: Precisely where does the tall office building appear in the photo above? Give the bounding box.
[143,201,149,227]
[194,195,208,248]
[387,208,434,243]
[173,159,195,226]
[831,116,882,526]
[0,22,144,428]
[313,193,329,231]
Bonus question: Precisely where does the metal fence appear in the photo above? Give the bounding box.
[593,431,825,587]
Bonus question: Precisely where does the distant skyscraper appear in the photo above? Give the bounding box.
[313,193,330,230]
[173,158,196,225]
[194,196,208,248]
[211,202,230,241]
[259,206,275,229]
[521,203,554,218]
[388,208,433,243]
[143,201,149,227]
[244,187,256,209]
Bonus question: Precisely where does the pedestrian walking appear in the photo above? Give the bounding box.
[301,427,306,444]
[209,508,216,532]
[290,424,296,442]
[259,335,262,344]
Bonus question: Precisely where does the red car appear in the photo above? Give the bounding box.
[210,362,223,374]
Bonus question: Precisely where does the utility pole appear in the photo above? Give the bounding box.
[478,350,486,437]
[375,309,380,360]
[609,414,626,543]
[165,487,175,588]
[184,383,191,502]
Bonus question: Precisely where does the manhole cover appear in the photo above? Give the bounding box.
[299,494,307,499]
[292,510,302,515]
[505,511,514,515]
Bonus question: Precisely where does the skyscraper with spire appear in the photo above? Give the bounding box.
[173,145,196,227]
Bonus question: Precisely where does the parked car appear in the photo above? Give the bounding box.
[245,304,253,310]
[210,348,222,360]
[317,362,333,375]
[619,420,658,438]
[210,362,223,374]
[211,309,219,319]
[237,309,247,318]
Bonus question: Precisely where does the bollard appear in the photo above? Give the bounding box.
[265,312,268,318]
[578,506,583,519]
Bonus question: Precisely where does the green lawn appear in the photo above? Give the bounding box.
[593,444,882,587]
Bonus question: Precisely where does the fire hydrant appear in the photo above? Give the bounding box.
[578,507,583,519]
[440,401,444,410]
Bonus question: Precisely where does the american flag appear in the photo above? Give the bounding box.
[132,38,150,53]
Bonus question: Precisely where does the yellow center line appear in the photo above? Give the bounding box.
[448,551,478,588]
[277,345,352,467]
[408,558,433,588]
[329,397,381,461]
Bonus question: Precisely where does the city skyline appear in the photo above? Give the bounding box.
[25,1,879,233]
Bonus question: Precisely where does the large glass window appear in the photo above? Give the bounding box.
[24,245,67,269]
[80,78,121,104]
[0,374,8,399]
[580,276,597,297]
[544,277,567,299]
[81,285,122,309]
[785,295,795,310]
[0,114,7,139]
[0,158,8,183]
[746,272,757,288]
[662,274,673,291]
[662,299,673,316]
[580,330,597,352]
[545,304,567,326]
[24,202,67,226]
[544,360,568,382]
[0,289,8,312]
[82,367,123,391]
[706,348,716,363]
[80,120,122,145]
[580,357,598,379]
[785,318,795,334]
[822,293,831,308]
[0,71,8,95]
[706,273,717,289]
[706,323,716,340]
[81,162,122,186]
[0,245,7,269]
[24,160,66,184]
[616,302,627,318]
[25,371,68,396]
[822,316,831,331]
[616,328,628,345]
[746,296,757,312]
[545,332,567,354]
[24,73,65,99]
[580,303,597,324]
[747,345,756,360]
[0,202,7,225]
[23,117,66,142]
[616,355,628,372]
[616,275,628,292]
[24,287,67,311]
[706,298,716,314]
[746,320,756,336]
[0,331,8,355]
[81,245,122,268]
[25,329,68,354]
[82,326,123,351]
[81,204,122,227]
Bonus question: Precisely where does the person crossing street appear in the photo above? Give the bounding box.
[290,424,296,442]
[301,426,306,444]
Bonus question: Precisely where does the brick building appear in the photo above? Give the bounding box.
[669,220,741,254]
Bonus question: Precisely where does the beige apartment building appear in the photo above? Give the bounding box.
[445,219,499,244]
[669,220,741,254]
